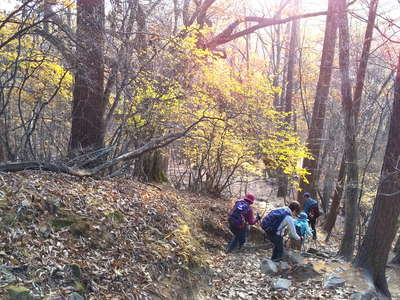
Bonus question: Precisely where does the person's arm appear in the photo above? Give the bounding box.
[305,223,313,237]
[245,207,258,225]
[284,216,301,240]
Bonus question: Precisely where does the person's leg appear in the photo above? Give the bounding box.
[273,234,284,261]
[266,231,284,261]
[227,225,240,253]
[237,227,247,249]
[309,218,317,240]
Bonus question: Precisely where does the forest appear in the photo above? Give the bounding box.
[0,0,400,299]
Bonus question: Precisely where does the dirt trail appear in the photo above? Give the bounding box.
[199,246,356,299]
[207,177,400,300]
[199,244,400,299]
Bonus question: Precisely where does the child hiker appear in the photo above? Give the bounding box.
[289,212,313,250]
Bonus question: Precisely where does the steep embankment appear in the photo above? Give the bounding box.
[1,171,399,300]
[0,171,229,299]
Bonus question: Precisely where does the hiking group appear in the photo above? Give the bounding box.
[226,192,320,262]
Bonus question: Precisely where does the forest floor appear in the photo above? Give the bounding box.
[0,171,399,299]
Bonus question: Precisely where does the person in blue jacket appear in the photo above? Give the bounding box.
[294,212,314,250]
[303,192,320,240]
[261,201,301,261]
[226,193,261,253]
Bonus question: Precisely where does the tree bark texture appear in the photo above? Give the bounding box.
[69,0,106,154]
[355,54,400,298]
[353,0,379,122]
[337,0,359,261]
[277,1,299,198]
[134,150,169,183]
[392,233,400,264]
[324,0,378,241]
[324,154,345,238]
[284,2,299,125]
[298,0,338,204]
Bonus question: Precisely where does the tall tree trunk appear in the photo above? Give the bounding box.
[354,54,400,299]
[321,166,334,213]
[297,0,338,204]
[353,0,379,123]
[69,0,105,155]
[134,150,169,183]
[272,24,282,109]
[337,0,359,261]
[338,0,378,260]
[323,0,378,241]
[283,6,299,125]
[277,1,299,198]
[279,23,291,111]
[324,154,345,239]
[131,2,168,182]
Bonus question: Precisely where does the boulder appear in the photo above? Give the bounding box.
[323,274,346,289]
[286,251,304,265]
[289,262,320,282]
[278,261,290,271]
[67,292,84,300]
[272,278,292,290]
[260,259,278,275]
[6,285,33,300]
[350,291,378,300]
[248,226,266,244]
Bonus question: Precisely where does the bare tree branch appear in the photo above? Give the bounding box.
[0,117,208,176]
[203,11,328,50]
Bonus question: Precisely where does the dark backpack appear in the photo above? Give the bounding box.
[228,201,250,227]
[305,199,320,218]
[261,208,291,233]
[309,205,320,218]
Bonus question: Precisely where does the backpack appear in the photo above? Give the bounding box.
[295,220,308,237]
[304,199,319,216]
[228,201,250,228]
[261,208,290,233]
[309,205,320,218]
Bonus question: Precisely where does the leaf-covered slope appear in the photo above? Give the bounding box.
[0,171,228,299]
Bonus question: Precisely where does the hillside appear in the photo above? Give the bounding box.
[1,171,399,300]
[0,171,230,299]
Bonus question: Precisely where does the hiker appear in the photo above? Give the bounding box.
[226,193,261,253]
[261,202,301,261]
[289,212,313,250]
[303,192,320,240]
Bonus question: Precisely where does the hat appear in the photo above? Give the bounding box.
[244,193,255,204]
[299,212,308,220]
[303,192,311,198]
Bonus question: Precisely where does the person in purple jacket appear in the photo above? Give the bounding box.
[226,193,261,253]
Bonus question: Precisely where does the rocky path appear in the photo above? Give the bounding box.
[204,178,400,300]
[199,241,400,300]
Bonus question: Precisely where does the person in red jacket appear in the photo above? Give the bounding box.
[226,193,260,253]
